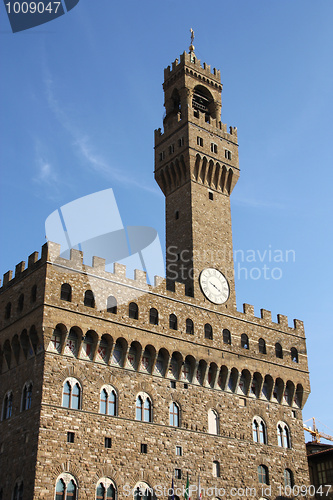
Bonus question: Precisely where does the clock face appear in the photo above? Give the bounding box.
[199,268,229,304]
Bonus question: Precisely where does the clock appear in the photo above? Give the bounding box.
[199,268,229,304]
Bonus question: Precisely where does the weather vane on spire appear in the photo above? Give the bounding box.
[189,28,195,52]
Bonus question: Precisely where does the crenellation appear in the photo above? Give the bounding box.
[15,261,25,276]
[3,270,13,286]
[28,250,39,267]
[277,313,289,328]
[260,309,272,321]
[243,303,254,316]
[134,269,147,286]
[92,256,106,270]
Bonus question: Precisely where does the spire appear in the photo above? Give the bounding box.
[189,28,195,53]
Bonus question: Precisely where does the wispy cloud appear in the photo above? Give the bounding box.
[232,194,284,210]
[43,71,159,195]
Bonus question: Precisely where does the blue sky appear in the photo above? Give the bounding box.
[1,0,332,436]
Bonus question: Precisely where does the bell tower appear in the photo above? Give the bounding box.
[154,40,240,309]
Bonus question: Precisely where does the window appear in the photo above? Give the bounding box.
[208,409,219,435]
[223,329,231,345]
[18,294,24,312]
[176,446,182,456]
[204,323,213,339]
[140,443,148,454]
[105,437,112,449]
[213,461,220,478]
[277,422,291,448]
[178,137,184,147]
[21,382,32,411]
[31,284,37,302]
[159,151,165,161]
[169,402,180,427]
[82,331,94,360]
[175,210,179,220]
[197,136,203,147]
[211,143,217,154]
[169,314,177,330]
[67,432,75,443]
[169,144,175,154]
[12,481,23,500]
[174,469,181,480]
[62,379,81,410]
[4,302,11,319]
[129,302,138,320]
[225,150,232,160]
[149,308,158,325]
[55,475,77,499]
[96,480,116,500]
[291,347,298,363]
[252,417,267,444]
[208,192,214,200]
[241,333,249,349]
[61,284,72,302]
[134,483,153,500]
[258,338,266,354]
[100,387,117,416]
[107,296,117,314]
[135,394,152,422]
[186,319,194,334]
[2,392,13,420]
[317,460,333,485]
[275,342,283,359]
[170,381,176,389]
[284,469,294,488]
[258,465,269,485]
[84,290,95,308]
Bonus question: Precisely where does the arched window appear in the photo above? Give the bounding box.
[208,409,219,435]
[31,284,37,302]
[277,422,291,448]
[223,329,231,345]
[62,379,81,410]
[136,394,152,422]
[213,461,220,478]
[186,319,194,334]
[258,465,269,485]
[2,391,13,420]
[61,284,72,302]
[241,333,249,349]
[4,339,12,368]
[284,469,294,488]
[107,296,117,314]
[55,474,77,499]
[252,417,267,444]
[100,386,117,416]
[204,323,213,340]
[21,382,32,411]
[169,314,177,330]
[65,328,79,357]
[12,480,23,500]
[17,294,24,312]
[169,402,180,427]
[275,342,283,359]
[258,338,266,354]
[149,308,158,325]
[129,302,138,320]
[5,302,11,319]
[82,331,94,360]
[97,335,111,364]
[96,479,116,500]
[291,347,298,363]
[133,483,153,500]
[84,290,95,308]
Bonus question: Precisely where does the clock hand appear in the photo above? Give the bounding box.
[210,282,221,292]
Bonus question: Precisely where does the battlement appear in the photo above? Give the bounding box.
[164,51,221,83]
[154,113,237,147]
[1,242,304,337]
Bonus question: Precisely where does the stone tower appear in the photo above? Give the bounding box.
[0,45,311,500]
[155,46,239,309]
